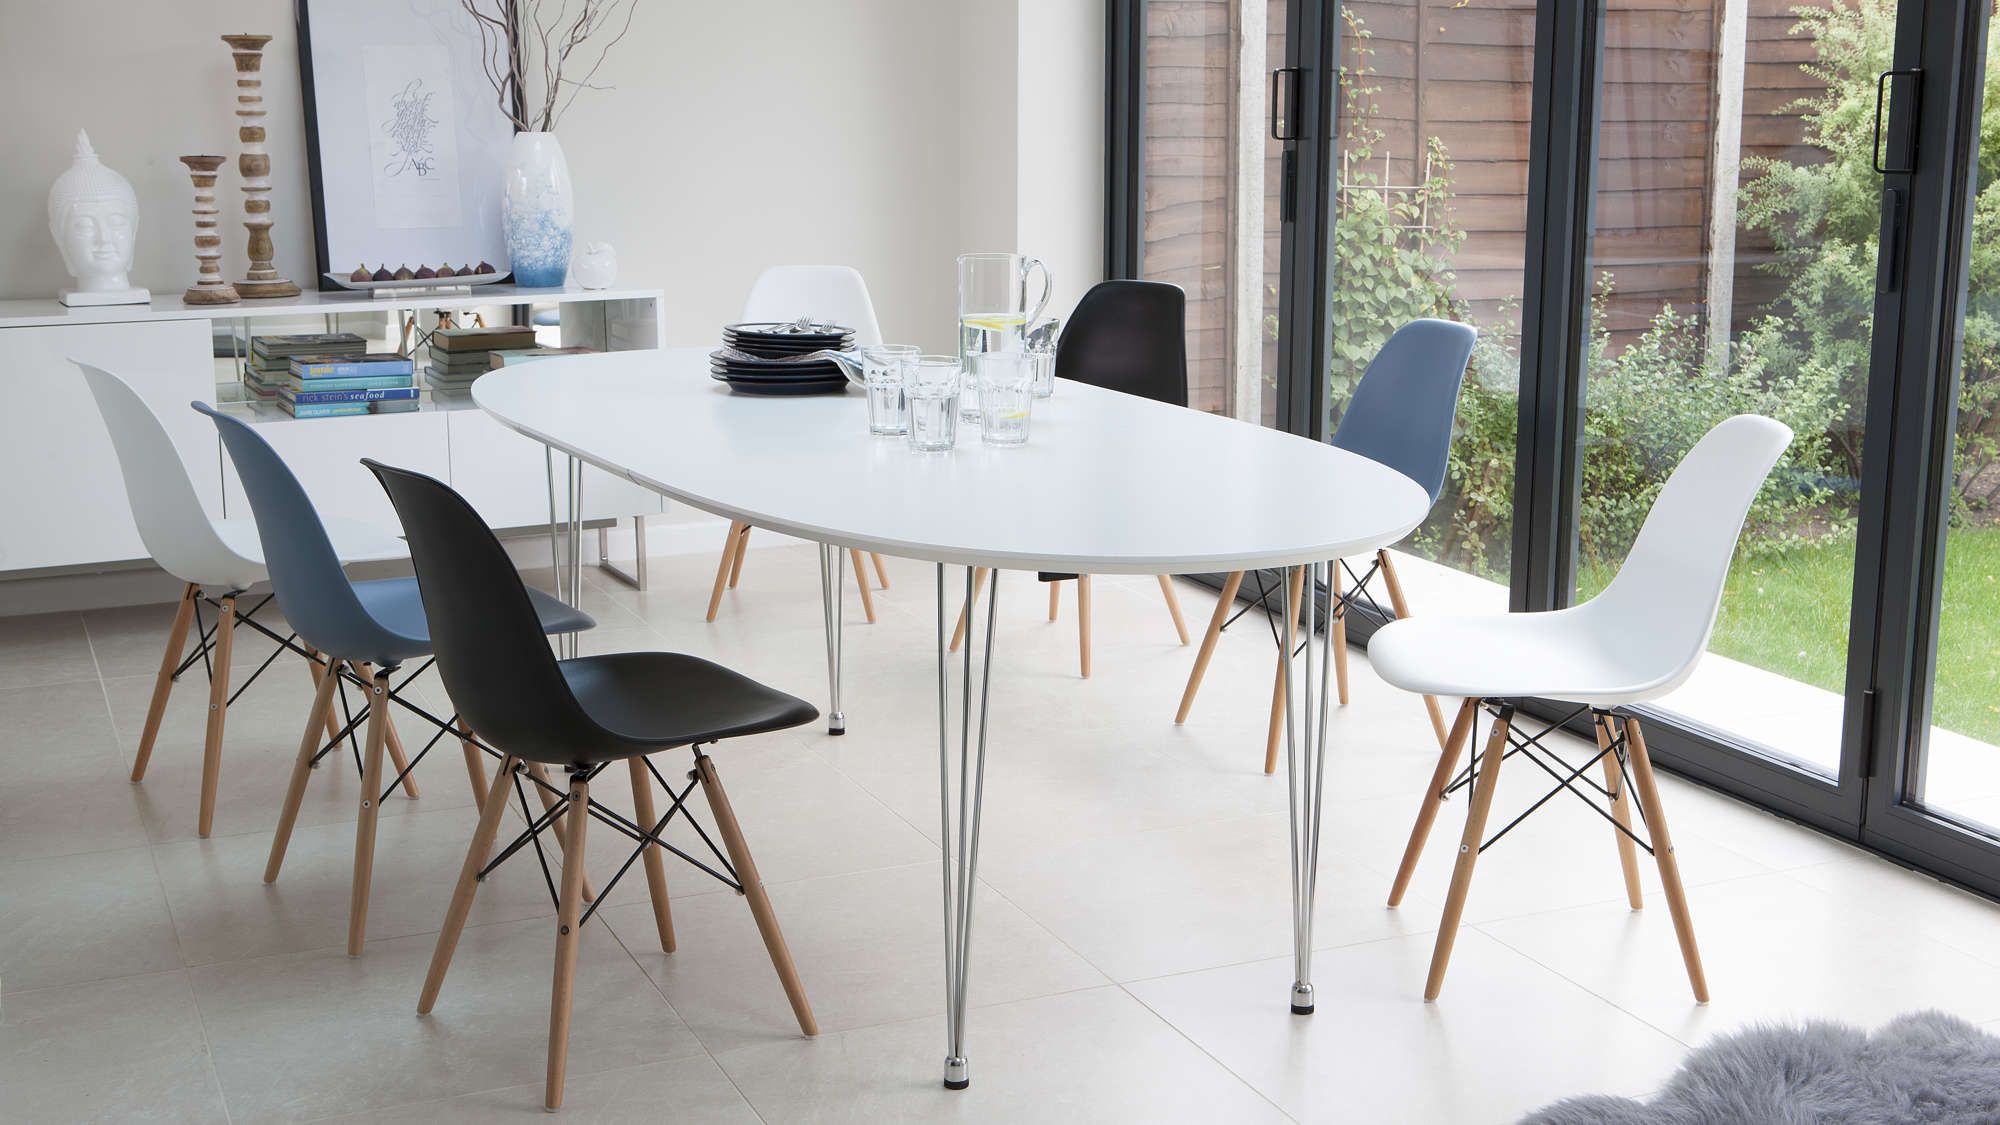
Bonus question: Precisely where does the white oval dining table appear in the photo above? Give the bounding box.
[476,347,1430,1090]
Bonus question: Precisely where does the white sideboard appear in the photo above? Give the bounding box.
[0,286,666,577]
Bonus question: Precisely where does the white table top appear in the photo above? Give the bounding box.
[474,347,1429,574]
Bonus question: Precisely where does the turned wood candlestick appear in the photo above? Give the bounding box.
[178,155,240,305]
[222,34,299,298]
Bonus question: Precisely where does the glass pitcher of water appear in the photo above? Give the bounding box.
[957,252,1053,420]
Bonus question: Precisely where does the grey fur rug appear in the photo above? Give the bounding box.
[1520,1012,2000,1124]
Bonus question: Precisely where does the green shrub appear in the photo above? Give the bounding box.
[1328,4,1874,581]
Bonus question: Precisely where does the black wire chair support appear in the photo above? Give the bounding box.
[473,746,748,926]
[1435,700,1655,859]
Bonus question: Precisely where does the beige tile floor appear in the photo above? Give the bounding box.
[5,542,2000,1123]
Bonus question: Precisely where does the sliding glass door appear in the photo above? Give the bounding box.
[1328,1,1536,615]
[1108,0,2000,896]
[1857,0,2000,889]
[1572,1,1898,803]
[1118,0,1288,429]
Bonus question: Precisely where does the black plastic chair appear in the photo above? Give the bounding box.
[950,280,1194,676]
[363,459,819,1112]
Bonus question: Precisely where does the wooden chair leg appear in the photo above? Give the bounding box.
[361,664,420,800]
[526,762,598,903]
[347,663,391,956]
[948,567,990,653]
[1077,575,1093,678]
[1263,566,1307,775]
[1388,697,1478,907]
[706,521,748,621]
[870,552,890,588]
[1377,550,1450,748]
[133,583,198,783]
[1176,570,1244,724]
[695,753,817,1036]
[1048,579,1061,621]
[1623,718,1708,1003]
[849,548,877,624]
[728,524,751,587]
[1425,706,1513,1001]
[419,755,520,1014]
[546,770,590,1111]
[456,720,489,808]
[1157,575,1191,645]
[264,654,343,883]
[627,756,677,954]
[1331,562,1350,705]
[1595,713,1644,910]
[304,645,343,747]
[196,595,237,838]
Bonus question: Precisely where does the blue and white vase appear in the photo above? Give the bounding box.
[502,132,573,288]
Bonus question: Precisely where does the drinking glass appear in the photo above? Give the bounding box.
[975,353,1035,447]
[905,355,962,452]
[1025,317,1060,398]
[861,344,919,435]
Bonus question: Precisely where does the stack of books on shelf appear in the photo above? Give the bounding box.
[244,332,366,398]
[425,325,538,397]
[281,353,418,418]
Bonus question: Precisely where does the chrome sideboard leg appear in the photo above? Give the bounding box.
[935,563,998,1089]
[1280,561,1335,1014]
[819,543,847,734]
[596,516,648,590]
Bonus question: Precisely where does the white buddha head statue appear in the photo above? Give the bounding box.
[48,130,139,293]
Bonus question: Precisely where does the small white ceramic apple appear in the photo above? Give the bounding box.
[573,241,617,290]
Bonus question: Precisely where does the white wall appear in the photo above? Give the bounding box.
[0,2,318,302]
[1017,0,1106,321]
[1,0,1099,344]
[0,0,1104,608]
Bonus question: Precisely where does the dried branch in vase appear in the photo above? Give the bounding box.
[457,0,640,133]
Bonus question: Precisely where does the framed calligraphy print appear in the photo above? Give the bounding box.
[297,0,516,289]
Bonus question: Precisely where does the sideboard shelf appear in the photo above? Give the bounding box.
[0,287,666,577]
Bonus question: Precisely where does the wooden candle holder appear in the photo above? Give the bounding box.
[222,34,299,299]
[178,155,240,305]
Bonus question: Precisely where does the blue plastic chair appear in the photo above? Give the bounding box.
[196,402,594,955]
[1175,318,1477,768]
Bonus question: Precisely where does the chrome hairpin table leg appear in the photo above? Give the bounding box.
[818,543,846,734]
[936,563,998,1089]
[1279,561,1335,1014]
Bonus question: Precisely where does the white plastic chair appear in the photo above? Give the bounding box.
[1367,414,1792,1003]
[75,360,407,837]
[708,265,891,623]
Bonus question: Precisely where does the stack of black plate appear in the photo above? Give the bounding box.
[711,322,856,395]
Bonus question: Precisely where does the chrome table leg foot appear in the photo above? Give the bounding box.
[937,564,998,1090]
[1291,981,1315,1015]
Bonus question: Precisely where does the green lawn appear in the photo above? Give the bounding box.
[1578,526,2000,748]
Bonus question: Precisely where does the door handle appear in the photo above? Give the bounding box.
[1873,68,1921,175]
[1270,67,1300,141]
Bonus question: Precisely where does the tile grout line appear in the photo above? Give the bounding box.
[597,906,774,1125]
[1117,980,1302,1123]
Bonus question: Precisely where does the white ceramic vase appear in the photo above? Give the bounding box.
[502,132,573,288]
